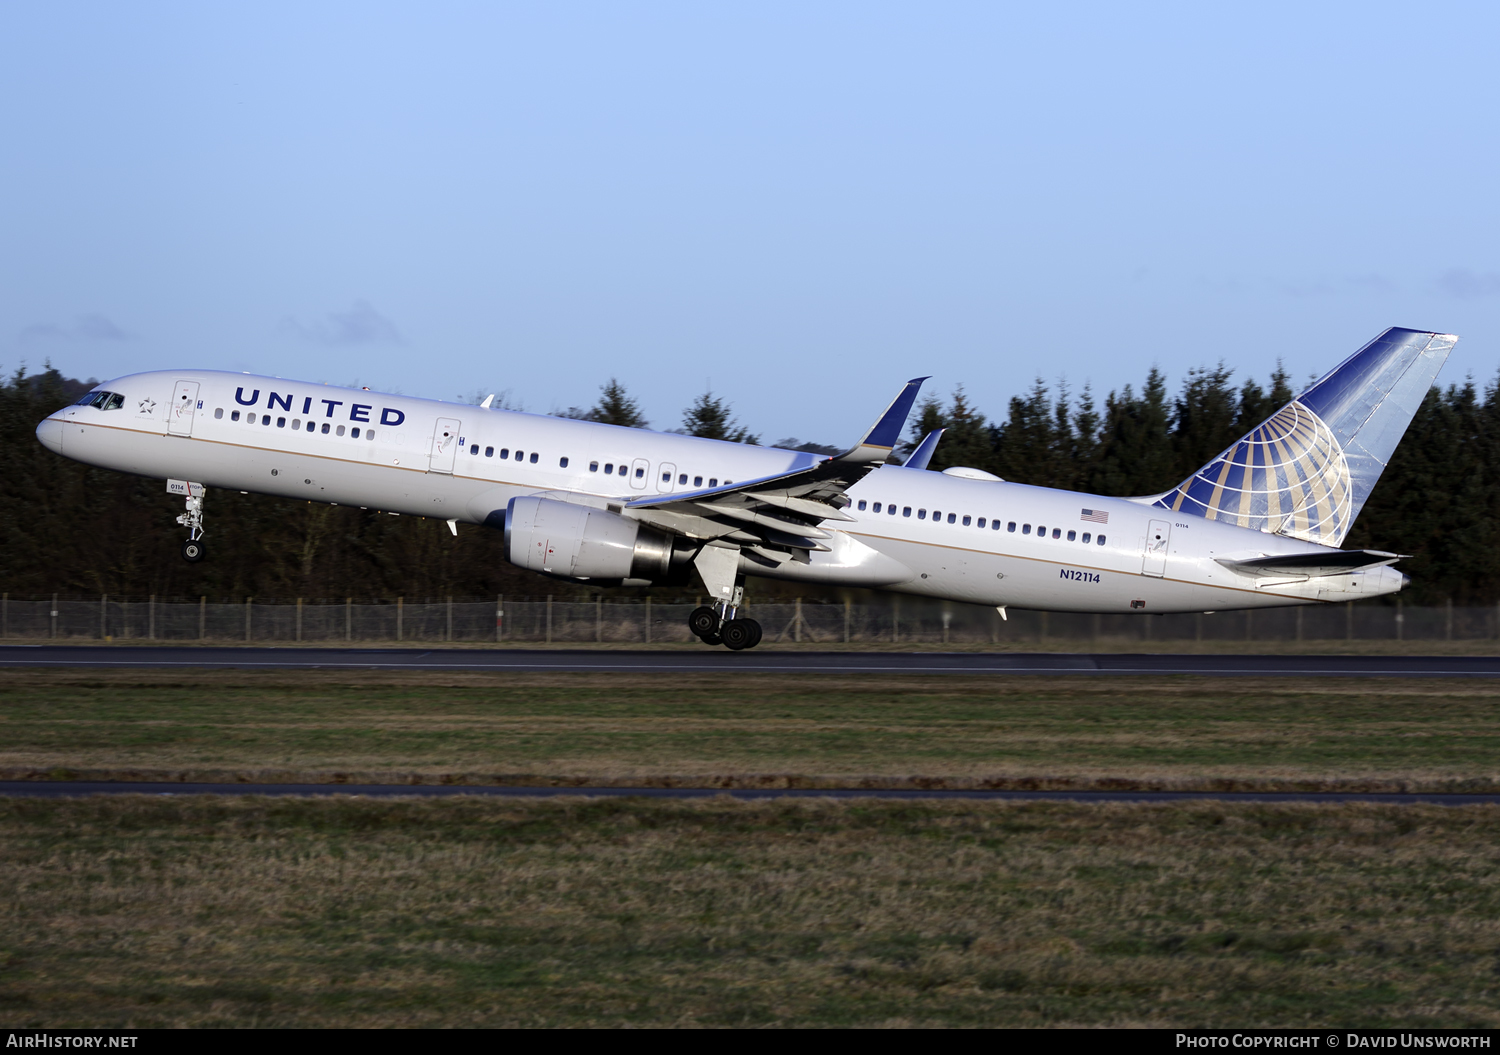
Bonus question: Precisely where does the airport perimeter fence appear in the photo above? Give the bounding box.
[2,593,1499,645]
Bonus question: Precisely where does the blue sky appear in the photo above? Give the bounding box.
[3,1,1498,444]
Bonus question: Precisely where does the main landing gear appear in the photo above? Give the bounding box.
[689,604,763,651]
[174,481,206,563]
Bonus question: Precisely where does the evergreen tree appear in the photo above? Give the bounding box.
[589,378,647,428]
[682,389,758,444]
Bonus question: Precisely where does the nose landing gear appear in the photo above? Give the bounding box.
[170,479,206,562]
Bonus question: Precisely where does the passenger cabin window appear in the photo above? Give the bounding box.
[694,476,703,487]
[214,408,224,419]
[277,417,286,428]
[889,505,897,515]
[1081,532,1090,543]
[501,449,510,459]
[231,410,241,422]
[873,502,882,513]
[903,506,912,517]
[590,461,598,471]
[322,423,330,434]
[338,426,346,437]
[351,427,360,438]
[709,478,718,487]
[634,466,643,477]
[605,464,614,474]
[560,457,569,468]
[530,453,539,464]
[292,419,301,430]
[485,446,493,457]
[947,513,956,524]
[1097,535,1107,545]
[1022,524,1031,535]
[857,500,867,511]
[470,444,479,455]
[1052,528,1061,539]
[917,509,926,520]
[678,474,687,484]
[1067,529,1076,541]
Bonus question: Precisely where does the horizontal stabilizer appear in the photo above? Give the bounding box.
[903,428,944,470]
[1216,549,1402,579]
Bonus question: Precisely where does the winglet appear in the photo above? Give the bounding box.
[903,428,944,470]
[835,377,929,465]
[479,394,495,409]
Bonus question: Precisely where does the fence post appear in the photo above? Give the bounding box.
[245,598,252,643]
[149,595,155,640]
[100,594,107,640]
[645,596,651,644]
[397,597,403,642]
[346,597,352,642]
[1395,597,1403,641]
[844,598,851,644]
[497,594,503,642]
[51,593,57,639]
[1346,600,1354,641]
[546,595,553,644]
[892,596,899,643]
[794,598,802,643]
[596,596,602,643]
[199,596,206,641]
[447,595,453,643]
[942,608,951,645]
[296,598,303,642]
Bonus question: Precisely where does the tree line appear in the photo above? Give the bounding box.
[1,364,1491,603]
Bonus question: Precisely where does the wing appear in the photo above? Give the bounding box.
[625,377,929,569]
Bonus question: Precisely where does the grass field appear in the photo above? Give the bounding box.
[1,669,1498,791]
[1,795,1497,1028]
[4,668,1500,1027]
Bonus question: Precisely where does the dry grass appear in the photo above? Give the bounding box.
[1,670,1499,791]
[0,796,1497,1027]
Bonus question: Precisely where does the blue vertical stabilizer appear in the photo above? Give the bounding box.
[1154,327,1456,545]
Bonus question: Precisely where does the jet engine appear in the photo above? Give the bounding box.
[504,495,694,585]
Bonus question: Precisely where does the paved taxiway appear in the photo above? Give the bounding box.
[2,781,1498,804]
[1,644,1498,676]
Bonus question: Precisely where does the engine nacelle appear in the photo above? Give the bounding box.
[504,496,691,585]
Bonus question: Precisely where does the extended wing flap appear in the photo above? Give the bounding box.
[625,377,929,555]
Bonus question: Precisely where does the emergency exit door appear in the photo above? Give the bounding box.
[1142,520,1171,577]
[429,417,461,474]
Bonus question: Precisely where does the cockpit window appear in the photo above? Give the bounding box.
[75,391,124,410]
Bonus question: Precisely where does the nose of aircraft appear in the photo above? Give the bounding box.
[35,415,64,455]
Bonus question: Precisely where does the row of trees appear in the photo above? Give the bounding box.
[1,363,1492,603]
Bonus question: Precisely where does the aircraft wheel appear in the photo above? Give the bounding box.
[721,618,755,651]
[743,618,763,649]
[181,539,205,563]
[688,605,720,639]
[699,631,722,646]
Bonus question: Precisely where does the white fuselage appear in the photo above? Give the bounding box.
[37,369,1403,613]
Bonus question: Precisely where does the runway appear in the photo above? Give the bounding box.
[1,780,1498,804]
[1,644,1499,676]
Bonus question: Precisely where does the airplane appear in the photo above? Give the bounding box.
[34,326,1454,650]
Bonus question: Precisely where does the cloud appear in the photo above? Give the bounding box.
[18,312,135,344]
[279,300,406,346]
[1438,269,1500,300]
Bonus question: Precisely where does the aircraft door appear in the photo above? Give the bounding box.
[429,417,461,474]
[630,457,649,490]
[1142,519,1170,577]
[658,462,676,493]
[168,381,200,437]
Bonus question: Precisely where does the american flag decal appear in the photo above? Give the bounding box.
[1080,508,1109,524]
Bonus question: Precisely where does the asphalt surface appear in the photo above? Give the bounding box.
[1,644,1499,676]
[1,781,1497,804]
